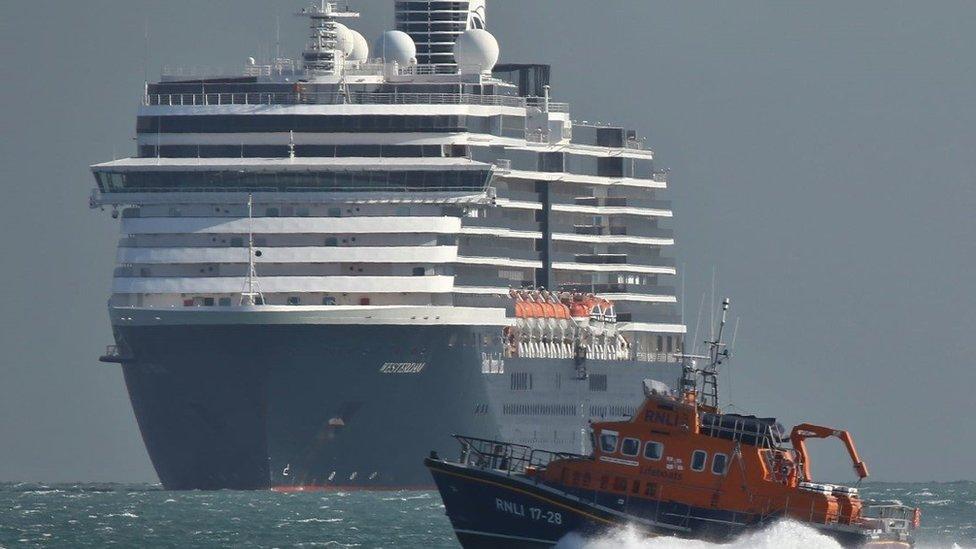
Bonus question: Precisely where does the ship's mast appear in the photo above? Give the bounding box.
[700,298,731,409]
[239,193,264,306]
[678,298,732,410]
[297,1,359,80]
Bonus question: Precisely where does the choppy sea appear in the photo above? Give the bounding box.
[0,482,972,548]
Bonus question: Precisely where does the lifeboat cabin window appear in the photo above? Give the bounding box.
[712,453,729,475]
[691,450,708,472]
[621,438,640,457]
[644,441,664,461]
[599,430,619,453]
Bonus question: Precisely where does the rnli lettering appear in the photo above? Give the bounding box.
[379,362,426,374]
[644,409,679,427]
[495,498,563,524]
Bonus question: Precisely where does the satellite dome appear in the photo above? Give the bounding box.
[349,29,369,62]
[374,30,416,65]
[453,29,499,74]
[334,23,355,57]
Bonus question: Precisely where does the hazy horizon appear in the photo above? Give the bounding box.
[0,0,972,484]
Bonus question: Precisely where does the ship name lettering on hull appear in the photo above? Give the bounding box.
[379,362,426,374]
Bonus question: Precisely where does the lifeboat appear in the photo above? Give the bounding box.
[426,299,918,548]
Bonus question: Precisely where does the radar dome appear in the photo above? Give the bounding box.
[453,29,499,74]
[349,29,369,62]
[334,23,355,57]
[374,30,416,65]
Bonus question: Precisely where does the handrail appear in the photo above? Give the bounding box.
[144,91,570,112]
[454,435,587,477]
[98,185,488,195]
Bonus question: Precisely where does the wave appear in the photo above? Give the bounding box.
[554,520,843,549]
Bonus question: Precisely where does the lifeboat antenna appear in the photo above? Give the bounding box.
[677,298,731,409]
[701,298,732,409]
[240,193,265,306]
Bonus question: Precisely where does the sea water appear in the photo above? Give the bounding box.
[0,482,972,548]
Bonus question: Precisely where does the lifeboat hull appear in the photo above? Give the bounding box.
[425,457,914,548]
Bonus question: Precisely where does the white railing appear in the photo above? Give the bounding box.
[634,351,682,363]
[144,90,570,112]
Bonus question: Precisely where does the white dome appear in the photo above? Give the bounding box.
[334,23,355,57]
[453,29,499,74]
[349,29,369,62]
[374,30,416,65]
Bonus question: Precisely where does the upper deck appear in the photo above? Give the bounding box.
[91,1,686,349]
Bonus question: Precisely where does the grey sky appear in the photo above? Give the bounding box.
[0,1,973,483]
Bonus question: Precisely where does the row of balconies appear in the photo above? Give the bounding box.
[461,215,674,241]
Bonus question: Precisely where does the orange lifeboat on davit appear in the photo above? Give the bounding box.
[426,298,919,548]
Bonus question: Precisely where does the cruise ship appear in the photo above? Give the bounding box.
[92,1,686,490]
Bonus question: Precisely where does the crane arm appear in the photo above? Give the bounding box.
[789,423,869,481]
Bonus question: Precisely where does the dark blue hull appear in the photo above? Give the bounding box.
[425,458,904,548]
[114,320,681,490]
[426,458,620,547]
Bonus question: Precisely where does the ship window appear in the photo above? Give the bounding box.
[644,483,657,497]
[620,438,639,457]
[218,297,231,307]
[631,480,640,495]
[599,430,618,453]
[412,267,426,276]
[691,450,707,472]
[230,237,243,247]
[644,441,664,461]
[325,237,338,247]
[322,296,336,305]
[287,296,301,305]
[613,477,627,492]
[712,453,729,476]
[203,297,215,306]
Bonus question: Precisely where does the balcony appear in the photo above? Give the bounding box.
[574,254,628,264]
[458,245,541,262]
[558,283,676,296]
[565,196,672,210]
[551,252,675,269]
[462,216,540,233]
[572,224,603,235]
[550,223,674,242]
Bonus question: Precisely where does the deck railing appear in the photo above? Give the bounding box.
[454,435,587,477]
[144,91,570,112]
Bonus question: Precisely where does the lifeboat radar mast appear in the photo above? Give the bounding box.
[677,297,732,411]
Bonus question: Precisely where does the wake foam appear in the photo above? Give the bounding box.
[554,520,844,549]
